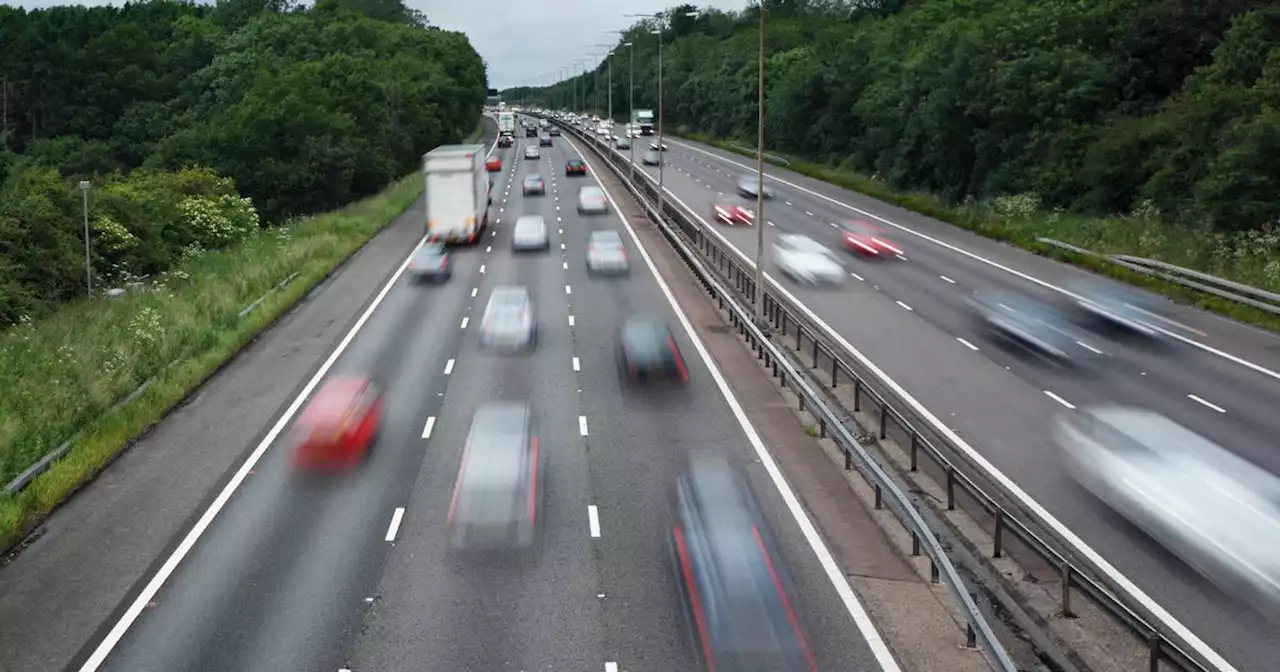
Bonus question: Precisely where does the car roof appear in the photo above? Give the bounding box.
[489,285,530,303]
[300,376,371,424]
[524,173,543,180]
[580,186,604,196]
[515,215,545,227]
[462,404,530,487]
[589,230,623,244]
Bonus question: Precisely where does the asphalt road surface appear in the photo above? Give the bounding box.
[80,132,886,671]
[595,129,1280,672]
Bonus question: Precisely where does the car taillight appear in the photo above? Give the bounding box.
[439,256,448,269]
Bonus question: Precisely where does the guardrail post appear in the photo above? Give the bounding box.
[1147,635,1162,672]
[874,484,882,509]
[930,559,940,584]
[965,604,977,649]
[853,378,861,411]
[878,401,888,438]
[844,446,852,470]
[1060,563,1074,617]
[819,419,827,438]
[946,466,956,510]
[993,510,1004,558]
[830,358,839,388]
[811,339,819,368]
[911,532,921,556]
[795,327,803,353]
[909,433,919,471]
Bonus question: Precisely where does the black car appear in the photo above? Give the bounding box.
[497,136,513,148]
[616,315,688,383]
[539,135,553,147]
[737,175,773,200]
[669,454,816,671]
[525,126,537,138]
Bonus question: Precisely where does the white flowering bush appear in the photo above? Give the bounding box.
[991,192,1041,219]
[93,213,138,254]
[180,194,260,248]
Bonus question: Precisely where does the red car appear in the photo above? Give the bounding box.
[291,376,383,471]
[840,220,903,258]
[485,156,502,172]
[565,159,587,176]
[712,203,754,226]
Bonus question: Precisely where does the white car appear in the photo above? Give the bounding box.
[773,234,844,284]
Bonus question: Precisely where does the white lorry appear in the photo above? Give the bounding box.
[632,109,655,135]
[423,144,490,245]
[498,111,516,137]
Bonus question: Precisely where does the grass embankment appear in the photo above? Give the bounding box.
[678,129,1280,333]
[0,173,425,552]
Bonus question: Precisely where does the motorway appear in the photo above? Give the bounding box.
[74,131,885,671]
[589,128,1280,671]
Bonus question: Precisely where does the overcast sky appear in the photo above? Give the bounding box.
[6,0,749,90]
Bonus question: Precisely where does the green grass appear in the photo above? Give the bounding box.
[676,129,1280,333]
[0,172,425,551]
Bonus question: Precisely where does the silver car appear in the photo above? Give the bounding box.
[480,286,536,349]
[773,234,844,285]
[642,150,661,166]
[577,186,609,215]
[522,174,546,196]
[524,145,540,160]
[408,242,451,283]
[1054,407,1280,622]
[615,137,632,150]
[586,230,629,275]
[512,215,549,252]
[446,403,544,552]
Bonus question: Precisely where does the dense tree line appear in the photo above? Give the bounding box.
[0,0,486,328]
[511,0,1280,235]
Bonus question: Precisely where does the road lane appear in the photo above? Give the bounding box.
[588,129,1279,671]
[343,131,885,671]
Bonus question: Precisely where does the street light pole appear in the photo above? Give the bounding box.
[754,3,767,328]
[79,180,91,295]
[655,27,665,220]
[627,41,635,181]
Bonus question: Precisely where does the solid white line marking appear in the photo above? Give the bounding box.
[940,275,955,284]
[480,264,486,274]
[578,415,588,436]
[1044,390,1075,409]
[460,317,469,329]
[588,505,601,538]
[896,301,912,311]
[470,287,478,298]
[674,138,1276,393]
[72,163,501,668]
[444,359,455,375]
[572,356,580,371]
[422,416,436,439]
[385,507,405,542]
[565,285,572,295]
[568,315,575,326]
[1188,394,1226,413]
[638,150,1237,672]
[564,135,903,671]
[957,338,979,351]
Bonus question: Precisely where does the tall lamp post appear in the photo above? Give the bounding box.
[624,40,635,180]
[753,2,767,329]
[79,180,91,296]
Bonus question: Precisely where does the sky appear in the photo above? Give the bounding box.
[6,0,749,91]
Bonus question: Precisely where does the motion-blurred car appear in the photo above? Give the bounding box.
[669,454,817,671]
[649,142,668,151]
[773,234,844,285]
[616,315,688,383]
[737,175,773,200]
[480,286,536,349]
[497,136,513,148]
[642,149,661,166]
[615,137,632,150]
[408,242,451,282]
[485,156,502,172]
[511,215,550,252]
[525,125,537,138]
[446,403,545,552]
[577,186,609,215]
[565,159,587,176]
[522,173,546,195]
[539,135,553,147]
[840,220,903,258]
[524,146,540,160]
[969,289,1091,364]
[1054,406,1280,621]
[712,203,754,226]
[586,230,630,275]
[548,127,560,136]
[1065,277,1165,339]
[291,376,383,472]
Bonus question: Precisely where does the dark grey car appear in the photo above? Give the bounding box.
[737,175,773,199]
[512,215,550,252]
[480,286,536,349]
[447,403,544,552]
[408,242,451,283]
[969,289,1094,364]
